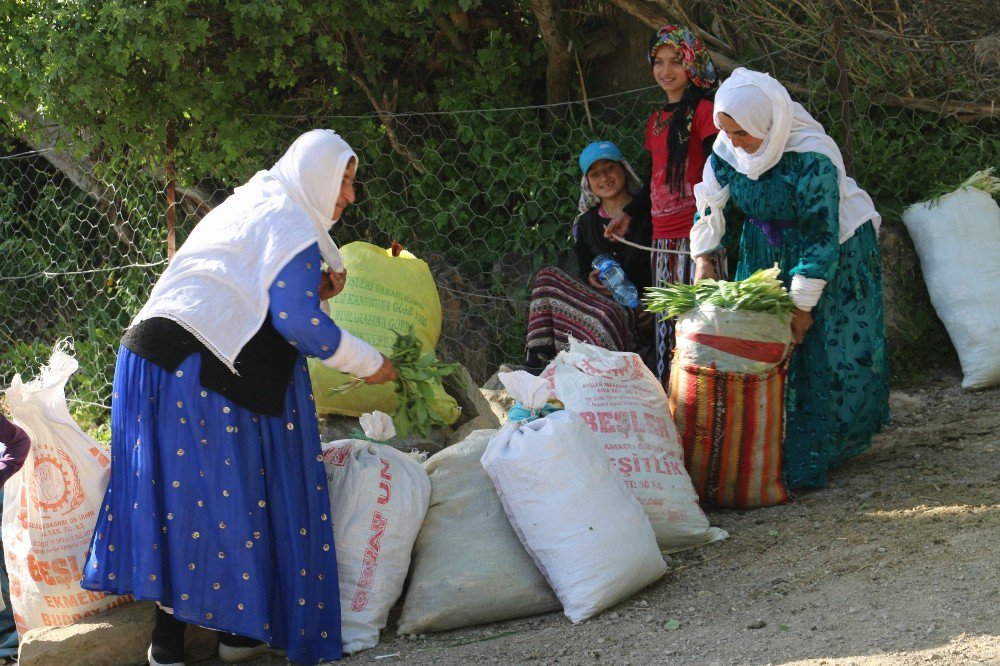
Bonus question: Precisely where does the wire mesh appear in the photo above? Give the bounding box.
[1,24,996,425]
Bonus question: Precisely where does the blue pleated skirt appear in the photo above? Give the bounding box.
[82,347,342,664]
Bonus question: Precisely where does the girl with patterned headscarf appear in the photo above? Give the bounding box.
[605,24,727,385]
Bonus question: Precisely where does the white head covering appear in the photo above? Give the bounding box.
[709,68,880,243]
[131,129,358,371]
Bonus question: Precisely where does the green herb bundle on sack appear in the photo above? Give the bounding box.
[646,265,794,375]
[643,264,794,319]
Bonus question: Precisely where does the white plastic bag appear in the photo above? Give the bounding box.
[2,349,130,633]
[322,412,431,654]
[397,429,560,635]
[675,304,791,374]
[902,187,1000,389]
[547,340,727,551]
[481,410,667,624]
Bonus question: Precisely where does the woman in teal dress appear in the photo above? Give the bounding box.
[690,68,889,489]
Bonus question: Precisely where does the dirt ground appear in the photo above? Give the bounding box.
[244,367,999,666]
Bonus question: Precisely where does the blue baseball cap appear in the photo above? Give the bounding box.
[579,141,623,174]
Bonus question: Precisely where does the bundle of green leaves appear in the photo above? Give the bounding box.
[387,328,463,437]
[643,265,795,319]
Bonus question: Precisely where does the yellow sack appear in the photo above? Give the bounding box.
[309,242,459,423]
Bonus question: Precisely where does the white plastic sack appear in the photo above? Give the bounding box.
[397,429,560,634]
[675,304,792,374]
[482,411,667,624]
[322,418,431,654]
[2,349,130,633]
[546,340,727,551]
[902,187,1000,389]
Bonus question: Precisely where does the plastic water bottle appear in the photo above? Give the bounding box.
[592,254,640,309]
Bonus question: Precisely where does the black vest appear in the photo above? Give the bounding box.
[121,316,299,416]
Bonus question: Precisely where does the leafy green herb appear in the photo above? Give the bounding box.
[925,167,1000,205]
[388,327,463,438]
[643,264,795,319]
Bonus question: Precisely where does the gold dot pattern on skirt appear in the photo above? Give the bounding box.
[245,541,253,548]
[213,583,221,590]
[172,481,180,488]
[253,531,261,539]
[108,544,115,552]
[238,603,245,611]
[300,569,306,576]
[243,573,250,580]
[167,513,174,520]
[188,563,196,570]
[177,449,184,456]
[218,552,225,559]
[192,532,200,539]
[279,311,289,319]
[223,406,231,414]
[299,528,307,536]
[219,521,226,529]
[258,500,266,508]
[200,390,208,397]
[222,489,230,497]
[175,371,184,378]
[108,573,116,580]
[198,500,205,507]
[277,280,285,288]
[205,613,213,620]
[149,574,157,581]
[321,631,328,638]
[298,598,305,606]
[323,544,330,551]
[179,417,187,424]
[310,317,320,326]
[306,290,314,297]
[286,423,295,431]
[176,401,184,408]
[181,594,189,601]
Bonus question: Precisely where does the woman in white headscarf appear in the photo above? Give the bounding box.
[82,130,395,665]
[690,68,889,490]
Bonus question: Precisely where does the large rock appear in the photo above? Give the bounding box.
[18,601,218,666]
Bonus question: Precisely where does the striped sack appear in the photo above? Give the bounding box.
[668,358,790,508]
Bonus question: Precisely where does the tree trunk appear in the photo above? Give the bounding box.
[531,0,574,110]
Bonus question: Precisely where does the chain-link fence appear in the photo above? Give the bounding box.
[2,24,997,427]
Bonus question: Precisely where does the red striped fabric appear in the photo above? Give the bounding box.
[669,355,790,508]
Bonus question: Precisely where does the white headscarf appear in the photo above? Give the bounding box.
[697,68,879,248]
[131,129,357,372]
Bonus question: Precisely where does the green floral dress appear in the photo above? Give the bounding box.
[708,151,889,489]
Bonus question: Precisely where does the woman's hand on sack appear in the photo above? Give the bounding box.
[603,211,632,241]
[319,268,348,300]
[693,255,718,282]
[790,308,813,344]
[588,269,612,297]
[364,355,398,385]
